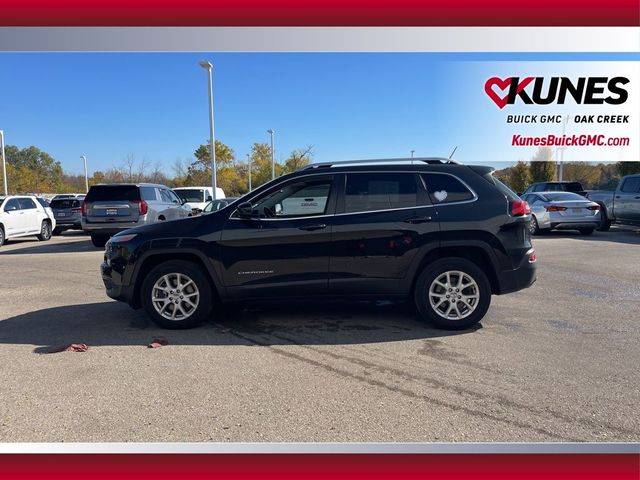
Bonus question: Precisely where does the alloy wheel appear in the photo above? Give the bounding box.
[151,273,200,321]
[428,270,480,320]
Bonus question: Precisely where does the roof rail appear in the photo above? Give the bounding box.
[301,157,460,170]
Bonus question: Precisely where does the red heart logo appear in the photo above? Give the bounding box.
[485,77,534,109]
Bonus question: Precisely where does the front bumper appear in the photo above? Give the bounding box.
[101,260,137,305]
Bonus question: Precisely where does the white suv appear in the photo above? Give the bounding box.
[0,195,56,247]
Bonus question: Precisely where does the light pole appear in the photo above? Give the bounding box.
[80,155,88,193]
[267,128,275,180]
[246,153,252,192]
[0,130,6,196]
[199,60,217,200]
[410,150,415,158]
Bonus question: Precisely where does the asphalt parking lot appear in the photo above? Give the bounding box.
[0,227,639,443]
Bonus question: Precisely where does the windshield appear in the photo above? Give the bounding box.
[175,189,204,203]
[543,192,585,201]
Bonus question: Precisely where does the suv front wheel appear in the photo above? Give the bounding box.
[414,258,491,330]
[141,260,213,329]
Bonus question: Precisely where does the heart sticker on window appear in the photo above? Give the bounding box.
[434,190,448,202]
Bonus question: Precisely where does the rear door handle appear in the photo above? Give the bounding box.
[299,223,327,231]
[404,216,432,224]
[634,196,640,199]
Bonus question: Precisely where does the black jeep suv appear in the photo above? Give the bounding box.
[101,158,536,330]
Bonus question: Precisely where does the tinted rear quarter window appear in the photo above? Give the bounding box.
[422,173,474,204]
[345,173,418,213]
[140,187,157,201]
[85,186,140,202]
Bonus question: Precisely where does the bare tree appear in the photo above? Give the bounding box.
[122,153,136,182]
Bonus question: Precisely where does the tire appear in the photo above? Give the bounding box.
[579,228,595,236]
[141,260,213,329]
[597,205,611,231]
[53,227,63,236]
[529,215,540,235]
[37,220,52,241]
[90,234,109,248]
[0,226,4,247]
[414,258,492,330]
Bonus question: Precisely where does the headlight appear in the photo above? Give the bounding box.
[112,233,137,242]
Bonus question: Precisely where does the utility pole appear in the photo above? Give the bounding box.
[247,153,252,192]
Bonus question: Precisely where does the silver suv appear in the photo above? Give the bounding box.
[82,183,191,247]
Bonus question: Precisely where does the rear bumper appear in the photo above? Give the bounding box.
[83,220,140,235]
[496,250,537,295]
[550,221,599,230]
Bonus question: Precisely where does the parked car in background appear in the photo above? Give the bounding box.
[0,195,56,247]
[587,174,640,231]
[101,158,537,331]
[82,183,191,248]
[202,197,239,213]
[521,181,588,197]
[50,197,83,234]
[521,191,601,235]
[52,193,85,201]
[173,187,225,214]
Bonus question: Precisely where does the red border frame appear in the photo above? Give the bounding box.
[0,454,638,479]
[0,0,638,26]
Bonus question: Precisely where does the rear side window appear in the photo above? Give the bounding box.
[422,174,475,204]
[345,173,418,213]
[85,185,140,202]
[564,182,583,192]
[50,199,80,209]
[18,198,37,209]
[621,177,640,193]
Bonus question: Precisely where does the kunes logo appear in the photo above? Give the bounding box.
[484,77,629,109]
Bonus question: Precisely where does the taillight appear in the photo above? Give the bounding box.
[527,248,537,263]
[80,201,88,216]
[138,200,148,215]
[511,200,531,216]
[545,205,567,212]
[587,205,600,211]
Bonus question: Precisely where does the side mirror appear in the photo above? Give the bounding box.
[206,195,213,202]
[236,201,253,218]
[180,198,187,205]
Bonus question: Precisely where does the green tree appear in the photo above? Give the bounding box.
[617,161,640,177]
[529,147,556,182]
[561,162,602,189]
[249,142,275,188]
[508,161,532,194]
[186,140,236,187]
[4,145,64,193]
[282,146,313,174]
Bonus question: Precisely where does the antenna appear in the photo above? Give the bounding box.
[449,146,458,159]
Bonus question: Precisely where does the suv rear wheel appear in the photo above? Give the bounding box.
[141,260,213,329]
[414,258,491,330]
[37,220,52,241]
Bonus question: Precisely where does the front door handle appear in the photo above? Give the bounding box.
[634,196,640,199]
[404,216,432,224]
[299,223,327,231]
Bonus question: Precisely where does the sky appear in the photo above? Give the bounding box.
[0,52,638,176]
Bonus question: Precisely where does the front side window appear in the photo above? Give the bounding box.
[252,178,332,218]
[4,198,21,211]
[422,173,474,204]
[345,173,418,213]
